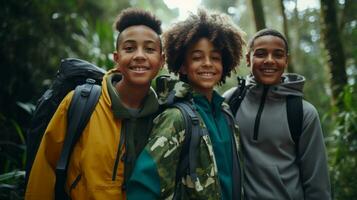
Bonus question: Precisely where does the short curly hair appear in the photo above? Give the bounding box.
[113,8,162,50]
[248,28,289,55]
[163,9,245,84]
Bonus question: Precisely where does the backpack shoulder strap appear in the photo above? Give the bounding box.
[286,95,303,156]
[55,79,101,200]
[227,77,247,116]
[172,101,206,199]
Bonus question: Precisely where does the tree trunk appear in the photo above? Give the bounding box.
[292,0,302,73]
[279,0,295,73]
[339,0,354,30]
[320,0,347,107]
[250,0,266,31]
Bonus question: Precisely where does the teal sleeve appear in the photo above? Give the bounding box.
[127,149,161,200]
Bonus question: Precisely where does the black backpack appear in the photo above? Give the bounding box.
[226,76,303,155]
[25,58,106,199]
[155,76,242,199]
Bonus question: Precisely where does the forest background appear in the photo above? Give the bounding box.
[0,0,356,199]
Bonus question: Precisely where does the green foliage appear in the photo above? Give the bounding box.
[0,114,26,173]
[0,0,137,119]
[0,113,26,199]
[0,170,25,200]
[328,84,357,199]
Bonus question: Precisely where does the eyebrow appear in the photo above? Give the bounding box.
[123,39,156,44]
[191,50,203,54]
[254,48,285,52]
[274,49,285,52]
[190,49,220,54]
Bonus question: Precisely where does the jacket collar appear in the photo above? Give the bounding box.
[193,91,224,114]
[246,73,305,98]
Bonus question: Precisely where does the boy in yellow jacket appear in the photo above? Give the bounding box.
[25,8,164,200]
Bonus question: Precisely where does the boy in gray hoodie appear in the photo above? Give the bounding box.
[224,28,331,200]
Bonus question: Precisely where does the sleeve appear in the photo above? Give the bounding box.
[127,108,185,200]
[298,101,331,200]
[25,92,74,200]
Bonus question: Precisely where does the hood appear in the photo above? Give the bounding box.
[246,73,305,98]
[106,69,159,119]
[155,75,193,106]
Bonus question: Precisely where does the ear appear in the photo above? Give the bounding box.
[113,51,121,71]
[245,52,251,67]
[113,51,119,63]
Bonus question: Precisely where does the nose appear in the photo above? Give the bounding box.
[203,56,213,67]
[264,54,274,64]
[133,48,146,61]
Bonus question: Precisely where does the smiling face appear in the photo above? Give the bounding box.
[247,35,288,85]
[180,38,223,98]
[114,25,163,87]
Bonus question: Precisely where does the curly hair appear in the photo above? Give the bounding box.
[248,28,289,55]
[113,8,162,50]
[163,9,245,84]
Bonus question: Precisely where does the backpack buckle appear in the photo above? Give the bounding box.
[86,78,96,84]
[191,116,199,125]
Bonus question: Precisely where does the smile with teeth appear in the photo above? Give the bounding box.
[198,72,215,78]
[261,68,277,73]
[129,66,150,72]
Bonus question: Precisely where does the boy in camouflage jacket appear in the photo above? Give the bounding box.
[127,9,245,200]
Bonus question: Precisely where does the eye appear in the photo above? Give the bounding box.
[123,46,135,52]
[273,51,286,59]
[191,53,202,61]
[254,51,266,58]
[145,47,156,53]
[211,53,222,61]
[192,56,202,61]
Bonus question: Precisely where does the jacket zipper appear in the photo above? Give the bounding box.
[112,122,126,181]
[69,174,82,192]
[253,86,269,140]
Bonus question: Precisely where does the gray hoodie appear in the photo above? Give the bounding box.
[224,73,331,200]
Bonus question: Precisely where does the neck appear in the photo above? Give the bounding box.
[205,93,212,102]
[194,88,213,102]
[115,81,150,109]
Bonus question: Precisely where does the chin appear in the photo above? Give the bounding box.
[129,79,151,86]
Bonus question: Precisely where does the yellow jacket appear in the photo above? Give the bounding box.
[25,70,159,200]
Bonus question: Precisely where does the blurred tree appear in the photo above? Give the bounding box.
[339,0,357,84]
[290,0,302,72]
[329,84,357,200]
[250,0,266,31]
[320,0,347,108]
[280,0,296,72]
[325,1,357,199]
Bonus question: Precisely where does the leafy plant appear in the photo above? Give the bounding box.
[328,84,357,199]
[0,114,26,199]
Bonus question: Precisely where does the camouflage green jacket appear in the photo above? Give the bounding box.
[127,77,243,200]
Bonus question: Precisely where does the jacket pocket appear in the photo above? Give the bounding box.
[244,161,292,200]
